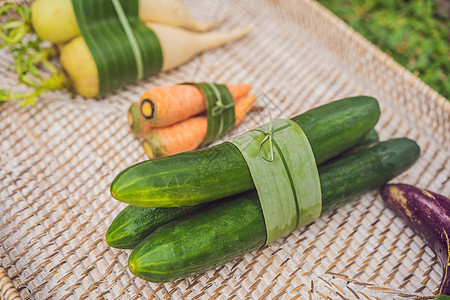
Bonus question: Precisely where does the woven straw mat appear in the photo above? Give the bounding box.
[1,0,449,299]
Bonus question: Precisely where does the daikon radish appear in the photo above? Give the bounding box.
[151,23,253,71]
[139,0,222,32]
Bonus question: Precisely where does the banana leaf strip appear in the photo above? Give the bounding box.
[229,119,321,244]
[184,83,236,146]
[71,0,163,96]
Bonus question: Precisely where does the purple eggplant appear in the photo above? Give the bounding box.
[380,183,450,296]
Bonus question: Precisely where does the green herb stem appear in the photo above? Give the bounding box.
[1,3,68,107]
[1,71,69,107]
[0,3,31,48]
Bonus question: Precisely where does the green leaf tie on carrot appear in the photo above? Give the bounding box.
[229,119,322,244]
[183,83,236,147]
[210,94,235,116]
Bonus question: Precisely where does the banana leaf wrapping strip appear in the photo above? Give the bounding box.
[71,0,163,96]
[229,119,321,244]
[184,82,236,147]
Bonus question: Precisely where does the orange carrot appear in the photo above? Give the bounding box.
[234,92,255,126]
[226,83,252,100]
[143,94,256,159]
[128,103,152,137]
[138,83,251,127]
[143,116,207,159]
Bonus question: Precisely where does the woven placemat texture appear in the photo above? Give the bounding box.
[1,0,449,299]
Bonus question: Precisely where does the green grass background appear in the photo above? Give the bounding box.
[317,0,449,100]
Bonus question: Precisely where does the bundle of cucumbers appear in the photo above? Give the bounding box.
[106,96,420,283]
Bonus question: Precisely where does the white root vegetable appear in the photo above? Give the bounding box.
[30,0,222,44]
[139,0,222,32]
[60,23,253,97]
[151,23,253,71]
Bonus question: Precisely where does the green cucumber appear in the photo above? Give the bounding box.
[105,203,209,249]
[106,130,379,249]
[128,138,420,282]
[105,130,377,249]
[342,128,379,154]
[111,96,380,207]
[328,128,379,162]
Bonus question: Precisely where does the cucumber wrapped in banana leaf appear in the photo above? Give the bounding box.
[127,138,420,282]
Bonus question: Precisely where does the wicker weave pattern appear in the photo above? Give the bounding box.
[1,0,449,299]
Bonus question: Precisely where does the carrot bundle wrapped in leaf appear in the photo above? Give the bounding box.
[143,94,256,158]
[0,0,252,104]
[137,83,252,127]
[127,82,255,159]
